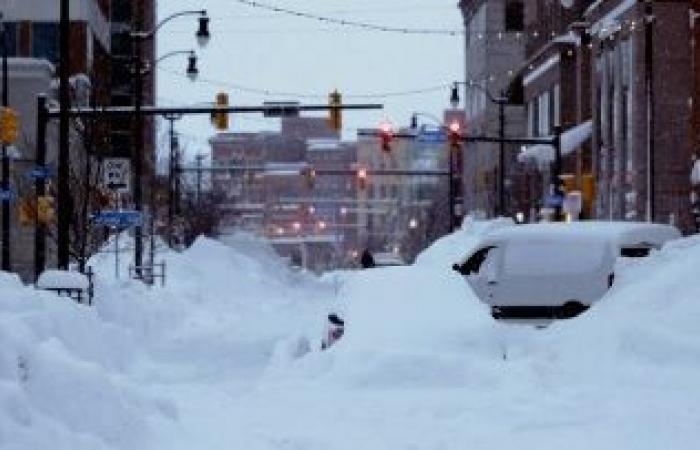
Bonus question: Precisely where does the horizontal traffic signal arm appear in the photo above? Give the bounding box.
[43,103,383,119]
[358,128,558,146]
[175,165,449,177]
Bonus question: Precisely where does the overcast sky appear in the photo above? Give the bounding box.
[157,0,463,159]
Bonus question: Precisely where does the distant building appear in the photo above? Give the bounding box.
[210,113,343,270]
[458,0,528,218]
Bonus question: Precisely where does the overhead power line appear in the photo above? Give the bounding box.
[232,0,464,36]
[157,67,453,100]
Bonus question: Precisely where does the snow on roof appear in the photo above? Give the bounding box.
[523,54,560,86]
[36,270,90,290]
[483,221,680,247]
[518,120,593,166]
[588,0,637,39]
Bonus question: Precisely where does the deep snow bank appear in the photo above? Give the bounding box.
[0,272,171,450]
[1,233,332,450]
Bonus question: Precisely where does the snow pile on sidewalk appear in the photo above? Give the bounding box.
[0,272,172,450]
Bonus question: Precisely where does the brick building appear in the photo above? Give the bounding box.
[586,0,693,229]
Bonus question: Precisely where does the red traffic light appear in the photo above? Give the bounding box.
[448,121,462,148]
[356,167,368,190]
[379,122,393,152]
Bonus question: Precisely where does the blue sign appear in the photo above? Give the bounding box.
[418,130,447,143]
[92,210,143,228]
[546,194,564,208]
[27,166,54,179]
[0,189,15,202]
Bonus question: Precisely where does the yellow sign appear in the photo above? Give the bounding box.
[0,107,20,145]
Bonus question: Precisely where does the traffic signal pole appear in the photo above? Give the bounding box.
[57,0,71,269]
[34,95,47,281]
[1,15,9,272]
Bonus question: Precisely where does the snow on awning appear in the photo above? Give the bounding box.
[518,120,593,166]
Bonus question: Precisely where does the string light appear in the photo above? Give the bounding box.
[233,0,464,36]
[158,66,453,100]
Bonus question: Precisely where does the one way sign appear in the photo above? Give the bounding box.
[103,158,131,193]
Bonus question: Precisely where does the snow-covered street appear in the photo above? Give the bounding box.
[2,222,700,450]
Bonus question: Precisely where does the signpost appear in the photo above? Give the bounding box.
[91,210,142,280]
[103,158,131,192]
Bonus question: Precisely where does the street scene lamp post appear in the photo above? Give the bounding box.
[451,82,509,217]
[130,10,209,277]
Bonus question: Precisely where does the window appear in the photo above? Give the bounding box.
[505,0,524,32]
[2,23,18,57]
[620,247,651,258]
[537,91,550,136]
[32,23,60,64]
[458,246,496,275]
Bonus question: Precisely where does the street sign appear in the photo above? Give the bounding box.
[92,210,142,228]
[0,189,15,202]
[546,193,564,208]
[103,158,131,193]
[27,166,54,179]
[418,130,447,143]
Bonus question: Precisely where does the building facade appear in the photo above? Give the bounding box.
[458,0,528,218]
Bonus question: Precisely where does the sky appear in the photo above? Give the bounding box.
[156,0,464,160]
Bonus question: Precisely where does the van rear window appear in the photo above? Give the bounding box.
[620,247,651,258]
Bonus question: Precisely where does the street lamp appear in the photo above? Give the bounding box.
[130,10,210,278]
[451,81,509,217]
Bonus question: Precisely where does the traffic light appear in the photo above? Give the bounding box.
[18,197,35,226]
[379,122,393,152]
[328,90,342,132]
[37,195,55,224]
[0,107,19,145]
[448,121,461,149]
[301,166,316,189]
[356,167,368,190]
[212,92,229,130]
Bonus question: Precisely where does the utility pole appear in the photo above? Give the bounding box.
[498,92,506,217]
[196,153,205,205]
[552,125,564,221]
[645,0,655,222]
[132,30,145,277]
[1,13,9,272]
[166,115,181,247]
[58,0,71,269]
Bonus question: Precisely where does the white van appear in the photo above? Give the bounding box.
[452,222,680,319]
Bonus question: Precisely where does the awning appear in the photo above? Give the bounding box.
[518,120,593,166]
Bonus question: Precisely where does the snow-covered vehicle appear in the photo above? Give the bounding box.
[452,221,680,319]
[372,252,406,267]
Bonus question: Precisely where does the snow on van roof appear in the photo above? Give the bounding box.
[483,221,681,246]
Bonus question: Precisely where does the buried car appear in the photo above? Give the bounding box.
[452,221,680,319]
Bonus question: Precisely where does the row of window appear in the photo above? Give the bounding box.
[527,83,560,137]
[1,22,60,64]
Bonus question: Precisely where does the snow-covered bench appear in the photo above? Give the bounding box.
[36,269,94,304]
